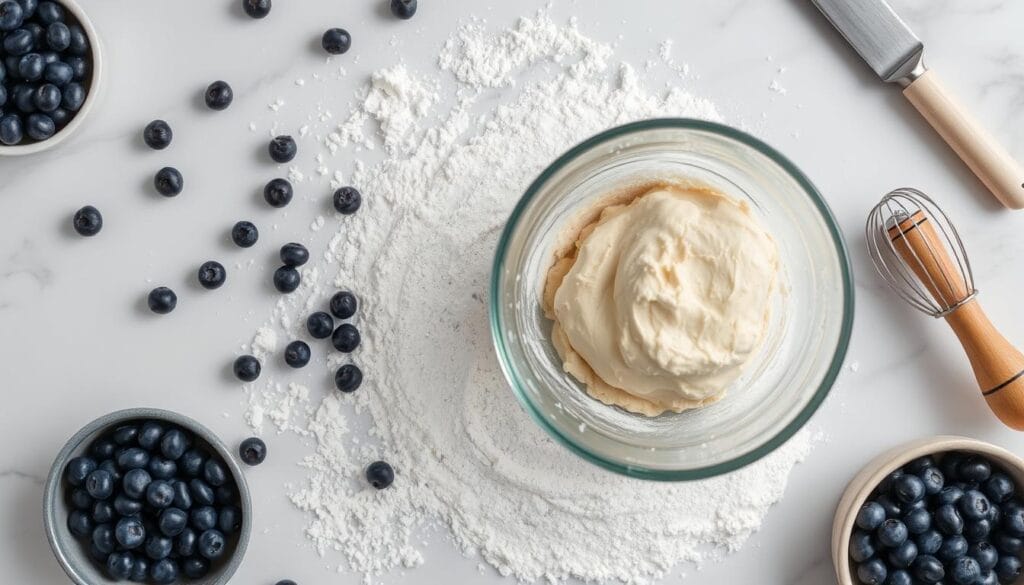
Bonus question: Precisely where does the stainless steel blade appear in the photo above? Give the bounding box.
[811,0,925,84]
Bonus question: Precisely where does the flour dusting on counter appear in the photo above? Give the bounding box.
[244,13,812,584]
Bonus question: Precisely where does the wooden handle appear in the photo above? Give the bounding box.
[889,212,1024,429]
[903,69,1024,210]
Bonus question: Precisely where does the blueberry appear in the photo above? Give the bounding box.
[92,523,115,554]
[203,459,228,486]
[91,500,114,523]
[26,112,53,140]
[233,355,261,382]
[938,534,968,562]
[919,467,945,495]
[106,551,134,579]
[886,569,912,585]
[335,364,363,393]
[160,429,188,460]
[307,311,334,339]
[61,82,84,111]
[13,83,35,111]
[168,480,191,511]
[0,1,23,30]
[329,290,358,319]
[115,516,146,549]
[995,532,1024,555]
[942,452,970,481]
[985,473,1016,504]
[960,457,993,483]
[189,478,215,506]
[34,1,61,23]
[66,456,97,486]
[366,460,394,489]
[147,480,175,508]
[90,438,116,460]
[156,507,187,537]
[43,60,72,86]
[268,134,297,163]
[905,456,937,474]
[69,488,93,510]
[971,541,1000,571]
[18,53,44,81]
[273,265,301,293]
[129,556,149,582]
[321,28,351,55]
[284,340,311,368]
[143,119,172,150]
[68,509,93,537]
[153,166,183,197]
[179,449,205,477]
[912,554,945,583]
[88,541,108,564]
[197,260,226,290]
[218,505,242,533]
[938,486,966,506]
[904,507,932,535]
[85,469,114,500]
[390,0,417,19]
[280,242,309,267]
[67,23,88,55]
[857,558,887,585]
[333,186,361,215]
[233,437,268,468]
[215,484,238,505]
[118,447,150,470]
[66,55,87,80]
[0,114,22,145]
[332,323,360,353]
[1004,506,1024,537]
[144,534,172,560]
[183,556,210,579]
[148,287,177,314]
[264,177,293,207]
[878,518,909,548]
[98,459,122,484]
[198,529,227,559]
[936,503,965,535]
[122,468,152,499]
[175,528,197,556]
[888,539,918,569]
[850,529,876,563]
[45,21,69,50]
[2,28,33,55]
[114,494,143,516]
[276,581,298,585]
[964,519,993,542]
[33,83,60,112]
[137,422,164,450]
[147,456,177,479]
[150,558,178,584]
[204,80,233,110]
[875,494,901,518]
[997,555,1023,583]
[950,555,982,584]
[242,0,271,18]
[894,474,926,505]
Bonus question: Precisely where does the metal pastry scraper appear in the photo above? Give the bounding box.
[811,0,1024,209]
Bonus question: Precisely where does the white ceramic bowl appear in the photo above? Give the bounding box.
[832,436,1024,584]
[0,0,103,156]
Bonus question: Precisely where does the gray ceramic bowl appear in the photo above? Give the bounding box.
[43,408,251,584]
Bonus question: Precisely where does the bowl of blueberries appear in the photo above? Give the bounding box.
[43,408,251,584]
[833,436,1024,585]
[0,0,101,154]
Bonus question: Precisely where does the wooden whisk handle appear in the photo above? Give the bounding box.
[889,211,1024,430]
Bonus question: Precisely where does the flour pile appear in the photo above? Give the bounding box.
[244,14,812,584]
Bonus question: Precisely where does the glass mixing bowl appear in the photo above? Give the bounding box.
[490,119,853,480]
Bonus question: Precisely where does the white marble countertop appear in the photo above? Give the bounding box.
[3,1,1024,583]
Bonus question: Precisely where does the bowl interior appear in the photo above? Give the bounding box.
[43,408,251,585]
[491,119,852,479]
[832,436,1024,585]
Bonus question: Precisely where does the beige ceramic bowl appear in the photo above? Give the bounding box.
[832,436,1024,584]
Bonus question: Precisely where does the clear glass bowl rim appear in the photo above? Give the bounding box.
[489,118,855,481]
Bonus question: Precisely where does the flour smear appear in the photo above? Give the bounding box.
[242,13,812,585]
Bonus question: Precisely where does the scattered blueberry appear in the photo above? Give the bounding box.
[231,220,259,247]
[390,0,417,19]
[321,28,351,55]
[264,177,293,207]
[153,166,183,197]
[365,460,394,489]
[268,134,296,163]
[330,290,358,319]
[335,363,363,393]
[332,186,361,214]
[280,242,309,267]
[284,340,311,368]
[72,204,101,236]
[197,260,227,290]
[273,265,300,293]
[332,323,360,353]
[147,287,177,314]
[242,0,271,18]
[204,80,232,110]
[143,119,172,150]
[233,354,261,382]
[238,437,267,466]
[307,311,334,339]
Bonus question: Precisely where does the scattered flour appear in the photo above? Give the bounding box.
[245,13,812,585]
